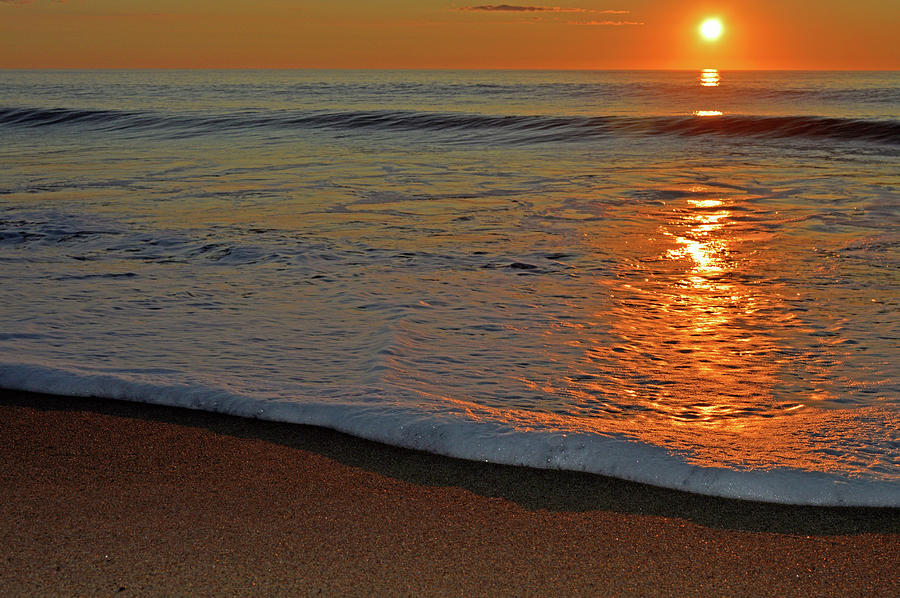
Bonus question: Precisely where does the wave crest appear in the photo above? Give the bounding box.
[2,106,898,145]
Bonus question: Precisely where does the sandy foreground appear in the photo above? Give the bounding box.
[1,389,897,597]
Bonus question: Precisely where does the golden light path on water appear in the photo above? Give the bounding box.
[412,166,900,479]
[505,177,871,473]
[596,188,793,425]
[699,68,721,87]
[694,69,723,117]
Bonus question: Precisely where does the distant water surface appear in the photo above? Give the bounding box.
[1,70,898,506]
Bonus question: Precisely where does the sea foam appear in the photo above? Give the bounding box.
[3,362,898,507]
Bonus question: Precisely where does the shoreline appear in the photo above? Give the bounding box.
[2,388,898,595]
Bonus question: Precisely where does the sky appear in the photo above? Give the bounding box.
[1,1,898,70]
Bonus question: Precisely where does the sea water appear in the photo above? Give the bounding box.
[1,70,897,506]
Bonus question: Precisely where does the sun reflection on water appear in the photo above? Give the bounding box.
[694,69,723,117]
[562,184,807,429]
[699,68,720,87]
[666,198,729,276]
[501,174,879,472]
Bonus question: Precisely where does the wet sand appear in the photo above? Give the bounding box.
[1,389,898,596]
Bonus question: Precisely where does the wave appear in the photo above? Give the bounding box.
[2,106,898,146]
[1,362,898,507]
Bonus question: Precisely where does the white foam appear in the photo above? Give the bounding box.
[2,362,898,508]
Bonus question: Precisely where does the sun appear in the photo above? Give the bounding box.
[700,18,723,41]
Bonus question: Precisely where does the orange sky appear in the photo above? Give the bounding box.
[1,1,898,69]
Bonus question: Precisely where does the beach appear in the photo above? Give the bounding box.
[1,389,897,597]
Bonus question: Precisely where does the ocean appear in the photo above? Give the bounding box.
[1,69,897,506]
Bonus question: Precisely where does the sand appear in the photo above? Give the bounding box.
[1,389,897,597]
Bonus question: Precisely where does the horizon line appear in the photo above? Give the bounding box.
[2,67,898,72]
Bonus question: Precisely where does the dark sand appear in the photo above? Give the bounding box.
[1,389,898,597]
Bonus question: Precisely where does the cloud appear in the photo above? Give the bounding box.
[460,5,629,13]
[570,20,645,26]
[461,5,583,11]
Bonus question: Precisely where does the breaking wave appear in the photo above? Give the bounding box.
[2,106,898,145]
